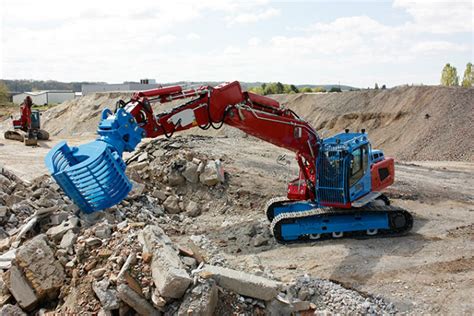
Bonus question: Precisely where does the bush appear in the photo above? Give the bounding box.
[0,81,10,103]
[329,87,342,92]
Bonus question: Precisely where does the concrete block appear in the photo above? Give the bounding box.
[0,249,16,270]
[199,160,224,186]
[117,284,160,316]
[46,217,79,241]
[182,162,199,183]
[163,196,181,214]
[199,264,281,301]
[5,265,38,311]
[178,279,218,316]
[92,279,119,310]
[15,235,65,299]
[138,225,191,298]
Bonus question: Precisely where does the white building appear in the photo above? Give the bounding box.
[12,90,75,105]
[81,79,159,95]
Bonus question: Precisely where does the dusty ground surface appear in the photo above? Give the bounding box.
[0,135,92,181]
[0,133,472,314]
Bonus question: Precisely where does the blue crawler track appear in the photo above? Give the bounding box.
[270,203,412,243]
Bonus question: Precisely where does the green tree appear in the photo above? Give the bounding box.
[300,87,313,93]
[329,87,342,92]
[0,81,10,103]
[381,84,386,89]
[374,83,379,89]
[313,87,326,92]
[248,86,264,95]
[461,62,473,87]
[289,84,299,93]
[275,82,285,94]
[441,63,459,86]
[263,83,276,95]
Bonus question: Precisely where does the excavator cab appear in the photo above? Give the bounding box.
[316,130,381,208]
[31,110,41,130]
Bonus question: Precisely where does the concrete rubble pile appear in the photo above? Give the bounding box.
[0,138,398,315]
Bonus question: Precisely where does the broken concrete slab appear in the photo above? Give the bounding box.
[138,225,191,298]
[0,249,17,270]
[185,201,201,217]
[177,279,218,316]
[46,217,79,241]
[0,303,27,316]
[15,235,65,300]
[182,162,199,183]
[0,206,7,219]
[4,265,38,311]
[117,284,160,316]
[59,229,77,251]
[48,211,69,226]
[266,297,295,316]
[199,264,281,301]
[92,278,119,311]
[167,171,185,186]
[137,152,148,163]
[0,272,11,305]
[163,195,181,214]
[128,180,145,199]
[199,160,225,186]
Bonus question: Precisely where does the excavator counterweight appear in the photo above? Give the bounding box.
[45,81,412,242]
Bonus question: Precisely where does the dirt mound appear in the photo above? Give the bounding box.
[40,85,473,161]
[40,92,132,137]
[272,86,474,161]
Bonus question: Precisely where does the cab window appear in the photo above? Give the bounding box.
[350,145,368,186]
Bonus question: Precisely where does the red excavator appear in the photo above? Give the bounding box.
[4,96,49,146]
[46,81,412,243]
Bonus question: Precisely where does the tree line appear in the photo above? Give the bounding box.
[248,82,342,95]
[441,62,473,87]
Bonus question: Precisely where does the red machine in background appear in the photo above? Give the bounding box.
[4,96,49,146]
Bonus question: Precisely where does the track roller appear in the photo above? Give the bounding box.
[366,228,378,236]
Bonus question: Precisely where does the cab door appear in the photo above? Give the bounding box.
[348,144,372,201]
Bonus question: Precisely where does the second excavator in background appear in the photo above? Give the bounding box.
[45,81,412,243]
[4,96,50,146]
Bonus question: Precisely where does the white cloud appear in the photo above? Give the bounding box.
[186,33,201,40]
[393,0,473,34]
[156,35,177,44]
[248,37,261,46]
[0,0,277,81]
[411,41,469,54]
[0,0,472,87]
[226,8,280,25]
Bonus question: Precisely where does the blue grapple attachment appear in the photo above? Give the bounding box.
[45,108,144,213]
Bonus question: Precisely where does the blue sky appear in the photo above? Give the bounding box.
[0,0,472,87]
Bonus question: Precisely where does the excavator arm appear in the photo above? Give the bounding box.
[46,81,320,213]
[126,81,319,158]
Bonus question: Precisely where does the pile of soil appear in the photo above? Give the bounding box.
[272,86,473,161]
